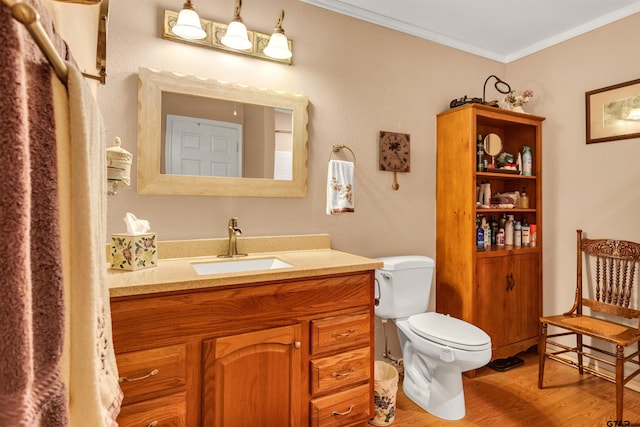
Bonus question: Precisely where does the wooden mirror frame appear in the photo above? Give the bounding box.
[137,67,309,197]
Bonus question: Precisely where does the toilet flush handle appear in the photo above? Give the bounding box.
[374,273,391,306]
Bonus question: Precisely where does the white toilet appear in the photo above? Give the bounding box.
[374,255,491,421]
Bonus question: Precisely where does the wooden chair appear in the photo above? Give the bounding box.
[539,229,640,420]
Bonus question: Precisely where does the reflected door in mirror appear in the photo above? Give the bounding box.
[165,115,243,177]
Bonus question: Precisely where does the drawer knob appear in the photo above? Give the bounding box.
[147,422,159,427]
[331,405,354,416]
[119,369,159,383]
[332,367,355,378]
[331,329,355,338]
[294,341,301,349]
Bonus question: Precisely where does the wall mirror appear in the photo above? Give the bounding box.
[137,67,309,197]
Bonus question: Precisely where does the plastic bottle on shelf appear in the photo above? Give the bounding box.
[499,213,507,230]
[490,216,499,245]
[530,224,537,247]
[522,219,530,247]
[497,228,505,246]
[505,215,514,246]
[522,146,532,176]
[482,217,490,248]
[476,134,484,172]
[483,181,491,207]
[476,217,484,249]
[520,188,529,209]
[514,221,522,247]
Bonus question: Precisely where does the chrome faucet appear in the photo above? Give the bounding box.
[218,217,247,258]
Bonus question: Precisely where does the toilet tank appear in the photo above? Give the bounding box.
[374,256,435,319]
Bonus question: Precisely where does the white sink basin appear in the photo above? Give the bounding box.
[191,257,292,275]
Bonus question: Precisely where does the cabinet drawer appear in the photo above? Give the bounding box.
[310,383,370,427]
[311,312,370,354]
[117,344,187,405]
[117,391,186,427]
[310,347,371,396]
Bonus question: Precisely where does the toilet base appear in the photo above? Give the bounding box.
[402,362,466,421]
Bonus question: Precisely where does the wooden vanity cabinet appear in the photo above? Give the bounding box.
[435,104,544,360]
[110,271,375,427]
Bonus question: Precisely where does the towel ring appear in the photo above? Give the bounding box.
[329,144,357,164]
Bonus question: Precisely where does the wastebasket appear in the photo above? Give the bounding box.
[369,361,399,426]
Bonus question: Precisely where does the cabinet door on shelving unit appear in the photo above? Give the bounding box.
[509,253,540,344]
[475,253,539,350]
[475,256,512,349]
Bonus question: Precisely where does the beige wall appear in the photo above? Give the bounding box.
[506,14,640,319]
[95,1,640,359]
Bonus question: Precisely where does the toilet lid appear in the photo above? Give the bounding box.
[408,312,491,351]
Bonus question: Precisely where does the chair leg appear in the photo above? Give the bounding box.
[616,345,624,421]
[577,333,583,375]
[538,322,547,389]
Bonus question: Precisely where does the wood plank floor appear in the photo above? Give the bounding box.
[388,348,640,426]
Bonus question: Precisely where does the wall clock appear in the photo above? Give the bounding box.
[379,131,410,190]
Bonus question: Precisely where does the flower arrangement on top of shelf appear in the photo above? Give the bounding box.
[502,89,533,113]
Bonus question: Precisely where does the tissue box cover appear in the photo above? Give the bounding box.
[111,233,157,270]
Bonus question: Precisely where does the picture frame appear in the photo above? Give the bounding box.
[586,78,640,144]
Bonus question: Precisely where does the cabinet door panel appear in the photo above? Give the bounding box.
[202,325,302,427]
[476,254,539,350]
[475,256,512,348]
[510,253,540,344]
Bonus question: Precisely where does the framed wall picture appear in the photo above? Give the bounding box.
[586,78,640,144]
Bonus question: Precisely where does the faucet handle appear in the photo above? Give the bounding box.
[228,217,239,227]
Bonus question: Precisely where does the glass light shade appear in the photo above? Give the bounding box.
[172,8,206,40]
[263,32,292,59]
[222,20,252,50]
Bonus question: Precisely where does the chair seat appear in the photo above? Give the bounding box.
[541,314,640,346]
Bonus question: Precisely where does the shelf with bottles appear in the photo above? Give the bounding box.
[475,212,538,255]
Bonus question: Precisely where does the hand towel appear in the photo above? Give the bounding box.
[326,160,355,214]
[65,62,123,426]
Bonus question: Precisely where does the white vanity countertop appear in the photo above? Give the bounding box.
[108,235,382,298]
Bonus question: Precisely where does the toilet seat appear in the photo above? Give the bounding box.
[408,312,491,351]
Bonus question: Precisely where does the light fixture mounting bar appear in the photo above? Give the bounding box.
[162,10,293,65]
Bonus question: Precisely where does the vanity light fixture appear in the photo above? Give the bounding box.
[172,0,206,40]
[263,10,292,60]
[221,0,252,50]
[162,2,294,64]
